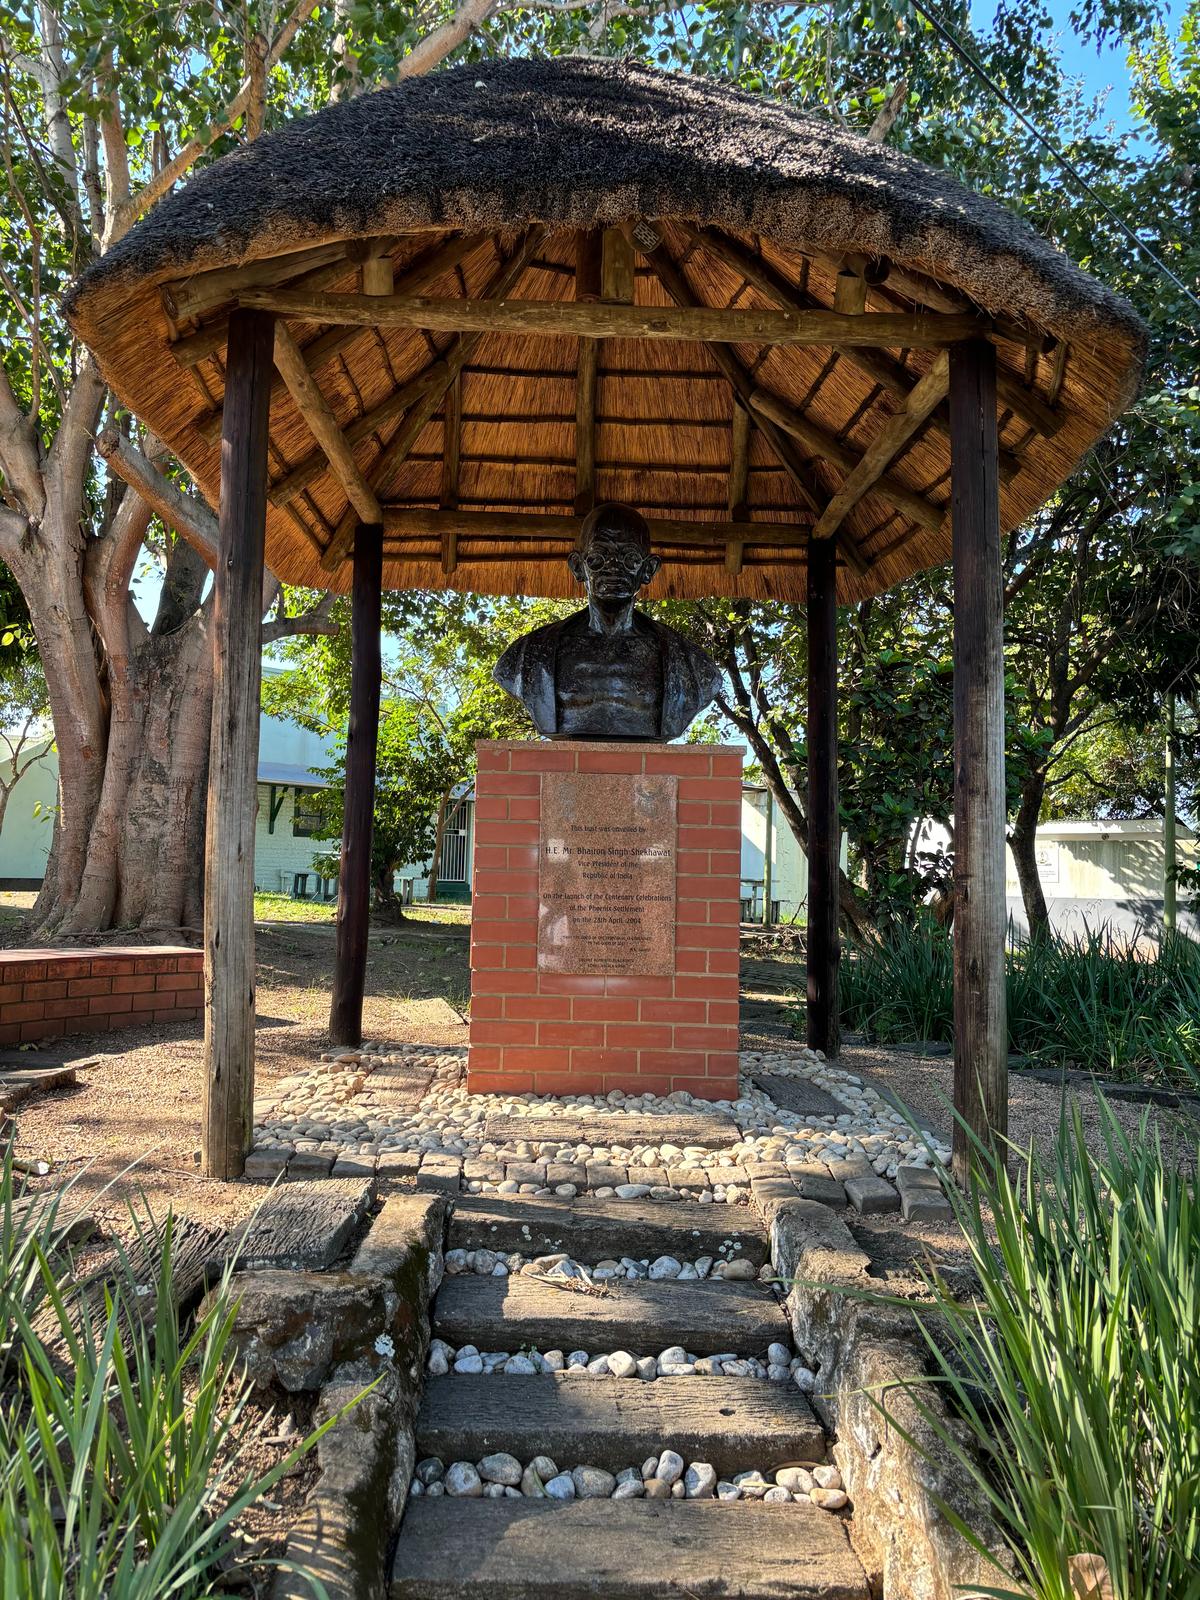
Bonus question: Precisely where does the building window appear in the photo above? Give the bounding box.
[292,789,325,838]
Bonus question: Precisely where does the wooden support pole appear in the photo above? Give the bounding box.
[329,523,384,1045]
[725,403,751,575]
[805,532,840,1059]
[574,230,604,516]
[440,374,462,575]
[202,307,274,1180]
[950,339,1007,1181]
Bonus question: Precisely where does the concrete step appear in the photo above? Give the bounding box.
[417,1373,823,1477]
[433,1275,787,1355]
[481,1111,739,1152]
[449,1194,767,1268]
[391,1498,868,1599]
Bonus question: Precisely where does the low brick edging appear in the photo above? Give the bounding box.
[0,946,202,1046]
[767,1196,1009,1600]
[468,739,743,1100]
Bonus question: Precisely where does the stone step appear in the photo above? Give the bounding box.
[391,1498,869,1599]
[417,1373,823,1477]
[433,1275,786,1355]
[449,1194,767,1268]
[481,1111,739,1153]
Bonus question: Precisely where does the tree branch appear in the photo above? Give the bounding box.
[127,0,320,226]
[394,0,498,79]
[262,592,339,643]
[866,78,909,144]
[97,427,219,564]
[0,362,45,521]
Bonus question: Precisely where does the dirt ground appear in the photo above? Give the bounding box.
[8,916,472,1231]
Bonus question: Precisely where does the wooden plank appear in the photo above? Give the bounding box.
[949,339,1007,1182]
[235,1178,373,1269]
[329,522,383,1045]
[240,287,984,348]
[725,402,751,574]
[0,1064,79,1111]
[749,1074,843,1120]
[481,1110,739,1150]
[433,1275,786,1354]
[747,390,943,532]
[811,351,950,540]
[806,533,840,1060]
[449,1193,766,1267]
[416,1372,823,1476]
[319,230,544,572]
[391,1499,869,1600]
[272,323,382,525]
[202,308,273,1181]
[380,507,812,549]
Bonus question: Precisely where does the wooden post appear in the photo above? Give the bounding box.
[202,308,274,1180]
[806,533,840,1058]
[950,339,1007,1181]
[329,522,383,1045]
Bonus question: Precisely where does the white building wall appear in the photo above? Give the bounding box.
[0,739,57,883]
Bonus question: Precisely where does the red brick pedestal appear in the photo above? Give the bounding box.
[468,740,743,1100]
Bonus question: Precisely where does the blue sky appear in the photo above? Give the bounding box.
[1002,0,1142,133]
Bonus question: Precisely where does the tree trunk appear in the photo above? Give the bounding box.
[426,788,451,903]
[1009,776,1050,939]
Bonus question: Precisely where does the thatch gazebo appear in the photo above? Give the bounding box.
[66,58,1145,1179]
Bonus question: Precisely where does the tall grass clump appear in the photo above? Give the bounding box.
[888,1104,1200,1600]
[0,1151,331,1599]
[836,918,1200,1087]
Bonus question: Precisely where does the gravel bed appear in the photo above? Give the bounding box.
[251,1040,954,1190]
[443,1250,768,1282]
[409,1453,847,1510]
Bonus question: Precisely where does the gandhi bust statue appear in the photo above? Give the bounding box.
[492,503,722,741]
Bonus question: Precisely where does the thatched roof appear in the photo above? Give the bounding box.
[66,57,1147,604]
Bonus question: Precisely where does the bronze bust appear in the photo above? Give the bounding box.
[493,503,722,741]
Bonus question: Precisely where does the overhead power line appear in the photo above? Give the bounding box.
[905,0,1200,317]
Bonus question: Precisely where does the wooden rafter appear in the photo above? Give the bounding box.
[378,507,813,548]
[192,234,485,443]
[272,324,382,526]
[635,226,868,577]
[574,229,604,516]
[725,403,751,575]
[748,389,942,533]
[684,224,1022,476]
[318,228,545,571]
[163,239,353,324]
[440,373,462,575]
[811,351,950,541]
[238,284,984,348]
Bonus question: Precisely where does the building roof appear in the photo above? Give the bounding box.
[66,58,1146,605]
[257,760,327,789]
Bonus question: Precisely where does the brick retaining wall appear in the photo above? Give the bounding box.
[0,947,202,1046]
[468,740,742,1101]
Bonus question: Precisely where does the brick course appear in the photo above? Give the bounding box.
[0,946,202,1045]
[467,740,742,1100]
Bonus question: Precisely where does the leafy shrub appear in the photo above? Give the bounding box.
[0,1153,332,1599]
[835,919,1200,1087]
[888,1104,1200,1600]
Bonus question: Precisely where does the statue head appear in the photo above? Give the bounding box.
[567,502,662,604]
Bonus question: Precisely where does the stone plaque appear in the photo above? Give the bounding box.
[538,773,677,975]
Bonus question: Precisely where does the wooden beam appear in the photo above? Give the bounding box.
[319,230,545,571]
[633,229,867,578]
[361,251,394,297]
[440,374,462,575]
[329,523,384,1046]
[806,532,840,1058]
[949,339,1007,1183]
[725,403,751,575]
[163,240,352,323]
[202,307,273,1181]
[190,233,484,438]
[833,269,867,316]
[272,323,382,525]
[379,506,813,548]
[574,230,604,516]
[239,286,984,348]
[685,226,1031,462]
[811,351,950,540]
